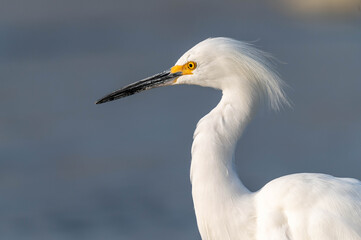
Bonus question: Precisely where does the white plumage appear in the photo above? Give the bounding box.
[97,37,361,240]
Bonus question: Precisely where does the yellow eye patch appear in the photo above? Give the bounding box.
[171,61,197,75]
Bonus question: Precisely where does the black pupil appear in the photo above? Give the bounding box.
[189,63,193,68]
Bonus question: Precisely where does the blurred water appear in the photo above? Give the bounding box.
[1,1,361,239]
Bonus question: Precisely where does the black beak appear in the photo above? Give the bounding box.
[95,70,182,104]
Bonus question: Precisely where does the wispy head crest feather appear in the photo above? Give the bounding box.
[190,37,290,111]
[235,41,291,111]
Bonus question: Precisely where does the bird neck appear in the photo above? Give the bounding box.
[190,87,254,190]
[190,86,256,239]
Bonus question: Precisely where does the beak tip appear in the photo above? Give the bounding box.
[95,96,116,105]
[95,99,106,105]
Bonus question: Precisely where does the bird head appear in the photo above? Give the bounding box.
[96,37,288,110]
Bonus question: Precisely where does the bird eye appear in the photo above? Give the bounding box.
[187,61,197,70]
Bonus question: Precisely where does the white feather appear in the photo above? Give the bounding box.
[172,38,361,240]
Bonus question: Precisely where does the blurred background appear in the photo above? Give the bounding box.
[1,0,361,239]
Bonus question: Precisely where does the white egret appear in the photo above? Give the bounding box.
[96,37,361,240]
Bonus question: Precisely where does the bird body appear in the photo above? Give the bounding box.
[97,37,361,239]
[256,173,361,240]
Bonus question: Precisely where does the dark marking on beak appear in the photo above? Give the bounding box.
[96,70,182,104]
